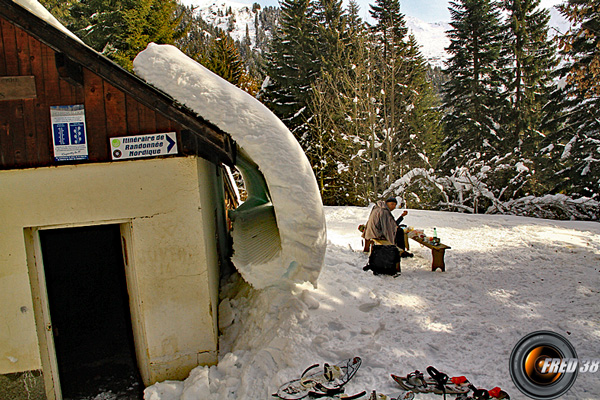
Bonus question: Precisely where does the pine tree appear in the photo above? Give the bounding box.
[202,31,261,96]
[305,0,442,205]
[68,0,184,70]
[545,0,600,199]
[38,0,76,25]
[175,4,212,61]
[315,0,348,71]
[503,0,558,144]
[369,0,441,197]
[262,0,321,153]
[204,31,246,84]
[320,1,377,204]
[498,0,559,198]
[440,0,508,211]
[307,0,354,203]
[558,0,600,97]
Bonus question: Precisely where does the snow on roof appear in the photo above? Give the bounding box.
[12,0,83,43]
[133,43,327,289]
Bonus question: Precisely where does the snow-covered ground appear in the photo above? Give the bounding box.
[145,206,600,400]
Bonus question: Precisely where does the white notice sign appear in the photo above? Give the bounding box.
[110,132,178,160]
[50,105,89,161]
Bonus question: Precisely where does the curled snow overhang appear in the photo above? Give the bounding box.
[133,44,327,289]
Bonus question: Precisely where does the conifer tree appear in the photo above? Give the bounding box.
[38,0,76,24]
[544,0,600,199]
[315,0,348,70]
[503,0,557,146]
[440,0,508,210]
[369,0,408,192]
[369,0,441,195]
[305,0,442,205]
[315,1,377,204]
[68,0,184,70]
[500,0,559,198]
[346,0,364,37]
[203,31,261,96]
[175,4,212,61]
[262,0,321,149]
[204,31,246,85]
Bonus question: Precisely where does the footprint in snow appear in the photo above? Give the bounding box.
[328,321,345,331]
[358,300,381,312]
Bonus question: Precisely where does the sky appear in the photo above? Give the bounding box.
[192,0,566,23]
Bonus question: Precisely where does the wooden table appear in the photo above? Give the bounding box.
[409,236,451,272]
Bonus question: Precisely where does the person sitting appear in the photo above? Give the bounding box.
[362,197,399,247]
[361,197,413,257]
[361,197,402,273]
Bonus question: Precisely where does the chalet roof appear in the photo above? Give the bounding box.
[0,0,236,166]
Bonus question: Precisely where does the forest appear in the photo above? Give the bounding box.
[40,0,599,220]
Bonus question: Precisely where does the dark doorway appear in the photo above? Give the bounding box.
[39,225,143,400]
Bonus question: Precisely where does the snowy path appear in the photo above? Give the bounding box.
[146,206,600,400]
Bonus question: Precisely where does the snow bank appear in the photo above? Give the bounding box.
[12,0,83,43]
[133,44,327,288]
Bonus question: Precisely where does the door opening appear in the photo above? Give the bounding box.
[39,224,143,399]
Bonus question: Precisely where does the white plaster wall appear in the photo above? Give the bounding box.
[0,156,221,384]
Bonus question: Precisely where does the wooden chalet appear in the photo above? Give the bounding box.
[0,1,239,399]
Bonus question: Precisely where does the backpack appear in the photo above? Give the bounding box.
[363,245,400,276]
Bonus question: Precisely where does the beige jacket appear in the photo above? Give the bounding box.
[362,200,397,244]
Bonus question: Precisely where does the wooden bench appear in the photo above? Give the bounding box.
[409,236,451,272]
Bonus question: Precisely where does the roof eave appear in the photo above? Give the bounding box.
[0,0,236,166]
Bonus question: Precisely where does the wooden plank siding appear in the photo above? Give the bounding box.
[0,15,195,170]
[16,24,34,166]
[83,68,107,163]
[1,18,19,166]
[104,82,127,137]
[29,34,51,163]
[1,0,235,169]
[0,15,6,76]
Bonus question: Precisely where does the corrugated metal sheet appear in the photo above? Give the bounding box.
[230,203,281,266]
[228,150,282,277]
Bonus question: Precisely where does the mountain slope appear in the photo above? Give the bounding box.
[179,0,569,69]
[181,0,451,66]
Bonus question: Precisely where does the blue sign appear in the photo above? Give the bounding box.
[69,122,86,144]
[53,123,69,145]
[50,105,89,161]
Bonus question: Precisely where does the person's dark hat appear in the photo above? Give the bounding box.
[385,197,397,204]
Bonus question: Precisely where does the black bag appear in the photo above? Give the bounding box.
[364,245,400,275]
[395,226,406,250]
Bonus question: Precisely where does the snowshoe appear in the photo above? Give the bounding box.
[367,390,415,400]
[488,387,510,399]
[308,390,368,399]
[390,370,427,392]
[274,357,362,399]
[391,367,470,395]
[455,386,510,400]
